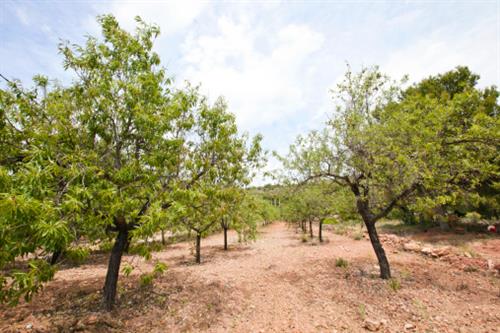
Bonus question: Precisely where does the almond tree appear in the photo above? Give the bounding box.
[172,101,263,263]
[279,66,498,279]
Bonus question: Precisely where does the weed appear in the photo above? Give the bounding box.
[413,299,429,319]
[388,278,401,291]
[358,304,366,319]
[301,234,308,242]
[139,273,154,288]
[335,257,349,268]
[400,269,412,279]
[352,232,363,240]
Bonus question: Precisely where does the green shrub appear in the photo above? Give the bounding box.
[139,262,168,288]
[65,247,90,265]
[139,273,154,288]
[99,240,114,252]
[465,211,481,223]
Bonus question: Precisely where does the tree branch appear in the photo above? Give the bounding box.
[373,182,420,222]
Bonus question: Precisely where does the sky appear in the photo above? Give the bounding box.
[1,0,499,184]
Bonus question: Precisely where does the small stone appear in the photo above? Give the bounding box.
[25,323,33,330]
[404,322,416,330]
[431,247,450,258]
[464,252,472,258]
[421,247,433,256]
[403,241,422,252]
[363,319,381,331]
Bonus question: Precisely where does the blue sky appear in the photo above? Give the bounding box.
[1,0,499,183]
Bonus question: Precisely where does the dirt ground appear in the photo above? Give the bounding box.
[1,222,499,333]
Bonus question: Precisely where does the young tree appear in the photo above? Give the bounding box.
[56,15,201,309]
[279,66,498,279]
[171,98,263,263]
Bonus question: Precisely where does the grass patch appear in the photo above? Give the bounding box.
[352,232,363,240]
[458,245,480,258]
[335,257,349,268]
[388,278,401,291]
[400,269,412,279]
[358,303,366,319]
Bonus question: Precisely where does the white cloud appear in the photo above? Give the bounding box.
[382,17,499,87]
[91,0,207,35]
[180,16,325,131]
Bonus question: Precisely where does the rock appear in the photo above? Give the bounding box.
[421,247,433,256]
[404,322,416,331]
[363,319,381,331]
[464,252,472,258]
[25,323,33,330]
[403,241,422,252]
[431,247,450,258]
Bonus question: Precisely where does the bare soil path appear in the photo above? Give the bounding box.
[1,222,499,333]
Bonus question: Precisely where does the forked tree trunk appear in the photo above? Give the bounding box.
[223,226,228,250]
[364,220,391,279]
[195,233,201,264]
[309,220,313,238]
[103,228,129,310]
[319,219,323,242]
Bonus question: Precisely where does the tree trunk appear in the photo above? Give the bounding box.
[195,233,201,264]
[364,220,391,279]
[319,219,323,242]
[301,220,306,233]
[161,229,165,245]
[103,228,129,310]
[309,220,313,238]
[223,226,228,251]
[49,248,62,265]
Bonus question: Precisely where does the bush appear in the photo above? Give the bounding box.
[465,211,481,223]
[65,247,90,265]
